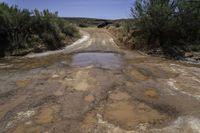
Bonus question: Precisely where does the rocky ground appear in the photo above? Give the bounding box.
[0,28,200,133]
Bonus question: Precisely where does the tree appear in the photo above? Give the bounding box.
[0,3,31,55]
[131,0,200,54]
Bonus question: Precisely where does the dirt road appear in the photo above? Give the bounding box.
[0,28,200,133]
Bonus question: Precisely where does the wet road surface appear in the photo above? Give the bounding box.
[0,28,200,133]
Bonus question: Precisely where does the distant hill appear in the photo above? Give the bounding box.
[62,17,134,28]
[62,17,112,27]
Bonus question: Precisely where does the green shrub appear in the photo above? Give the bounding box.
[0,3,79,57]
[114,23,120,28]
[78,23,88,28]
[131,0,200,55]
[62,23,79,37]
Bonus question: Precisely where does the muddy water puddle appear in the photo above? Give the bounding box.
[71,52,123,69]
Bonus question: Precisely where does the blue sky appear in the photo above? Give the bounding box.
[0,0,134,19]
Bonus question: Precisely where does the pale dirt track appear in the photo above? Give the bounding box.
[0,28,200,133]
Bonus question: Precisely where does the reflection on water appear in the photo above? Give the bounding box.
[71,52,123,69]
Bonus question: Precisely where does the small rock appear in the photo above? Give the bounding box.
[25,121,33,125]
[52,74,59,79]
[194,56,200,61]
[54,90,63,96]
[84,95,95,102]
[185,52,193,58]
[144,89,157,98]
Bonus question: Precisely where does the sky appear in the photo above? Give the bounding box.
[0,0,134,19]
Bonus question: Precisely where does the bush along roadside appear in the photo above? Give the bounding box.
[0,3,80,57]
[108,0,200,62]
[131,0,200,60]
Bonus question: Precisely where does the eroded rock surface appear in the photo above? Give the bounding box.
[0,28,200,133]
